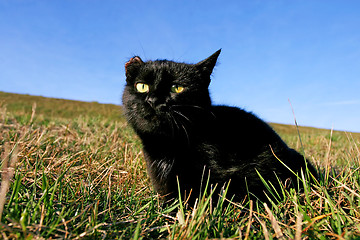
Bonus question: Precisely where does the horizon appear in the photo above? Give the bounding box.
[1,1,359,132]
[2,90,358,134]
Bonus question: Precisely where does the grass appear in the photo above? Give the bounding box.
[1,91,360,239]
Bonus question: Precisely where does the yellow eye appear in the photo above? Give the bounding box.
[171,85,184,93]
[135,83,149,93]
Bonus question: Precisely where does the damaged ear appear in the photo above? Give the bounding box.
[125,56,144,77]
[195,49,221,76]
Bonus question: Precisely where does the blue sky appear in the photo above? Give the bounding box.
[1,0,360,132]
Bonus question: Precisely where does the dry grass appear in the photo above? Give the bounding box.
[0,92,360,239]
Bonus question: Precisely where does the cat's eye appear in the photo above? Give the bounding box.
[135,83,149,93]
[171,85,184,93]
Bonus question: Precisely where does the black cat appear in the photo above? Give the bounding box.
[122,50,317,203]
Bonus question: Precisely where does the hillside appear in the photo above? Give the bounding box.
[1,91,360,239]
[2,91,358,137]
[0,91,123,121]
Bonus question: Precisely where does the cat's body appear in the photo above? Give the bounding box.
[122,50,317,203]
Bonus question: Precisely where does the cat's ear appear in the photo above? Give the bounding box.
[195,49,221,77]
[125,56,144,78]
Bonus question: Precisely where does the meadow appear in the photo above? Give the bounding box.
[1,91,360,239]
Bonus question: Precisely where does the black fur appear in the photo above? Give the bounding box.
[122,50,317,203]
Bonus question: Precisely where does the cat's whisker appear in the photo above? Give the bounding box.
[179,121,191,146]
[166,112,177,139]
[172,110,192,124]
[171,104,216,119]
[168,112,181,131]
[170,111,191,146]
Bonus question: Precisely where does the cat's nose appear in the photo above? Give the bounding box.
[146,96,157,108]
[146,96,166,111]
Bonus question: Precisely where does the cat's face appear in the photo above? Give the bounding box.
[122,50,220,135]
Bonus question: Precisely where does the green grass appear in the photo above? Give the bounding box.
[1,92,360,239]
